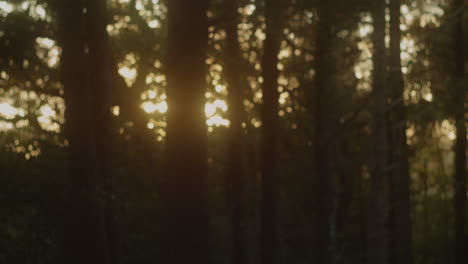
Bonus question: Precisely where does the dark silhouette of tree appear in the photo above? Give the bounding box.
[120,3,161,189]
[223,0,248,263]
[367,0,388,264]
[309,3,334,264]
[86,0,121,262]
[56,0,107,263]
[261,0,283,263]
[453,0,467,263]
[164,0,211,263]
[388,0,413,264]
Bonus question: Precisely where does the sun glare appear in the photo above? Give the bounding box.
[206,115,230,127]
[1,0,452,147]
[205,99,227,117]
[142,101,167,114]
[0,1,13,13]
[118,67,137,86]
[0,102,23,119]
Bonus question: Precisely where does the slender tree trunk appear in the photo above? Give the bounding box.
[127,18,160,187]
[164,0,210,263]
[388,1,413,264]
[261,1,282,264]
[130,63,159,189]
[310,4,333,264]
[367,1,388,264]
[453,0,467,263]
[86,0,121,263]
[57,1,105,263]
[358,172,368,264]
[224,0,248,263]
[420,159,429,264]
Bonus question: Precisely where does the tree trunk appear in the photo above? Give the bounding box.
[310,4,333,264]
[129,61,159,189]
[388,1,413,264]
[224,0,248,263]
[367,1,388,264]
[164,0,211,263]
[453,0,467,263]
[57,0,105,263]
[86,0,121,263]
[261,0,282,264]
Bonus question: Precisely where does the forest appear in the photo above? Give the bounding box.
[0,0,466,263]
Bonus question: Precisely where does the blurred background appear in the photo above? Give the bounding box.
[0,0,466,263]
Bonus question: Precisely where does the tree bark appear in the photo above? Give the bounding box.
[367,1,388,264]
[388,1,413,264]
[224,0,248,263]
[86,0,121,263]
[453,0,467,263]
[164,0,211,263]
[57,0,105,263]
[310,4,333,264]
[261,0,282,264]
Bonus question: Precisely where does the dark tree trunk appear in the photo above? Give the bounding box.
[453,0,467,263]
[129,61,159,189]
[127,16,160,189]
[388,1,413,264]
[367,1,388,264]
[86,0,121,263]
[261,0,282,264]
[164,0,211,263]
[310,4,333,264]
[57,1,105,263]
[224,0,248,263]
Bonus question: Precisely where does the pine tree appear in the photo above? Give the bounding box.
[224,0,248,263]
[86,0,120,262]
[453,0,467,263]
[164,0,211,263]
[310,3,334,264]
[388,0,413,263]
[261,0,283,263]
[367,0,388,263]
[57,0,106,263]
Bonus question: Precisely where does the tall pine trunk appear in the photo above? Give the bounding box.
[57,0,106,263]
[367,1,388,264]
[388,0,413,264]
[164,0,211,263]
[261,1,282,264]
[260,0,281,264]
[310,4,333,264]
[453,0,467,263]
[86,0,121,263]
[224,0,248,263]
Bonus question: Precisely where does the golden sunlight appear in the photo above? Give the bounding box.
[206,115,230,127]
[205,99,228,117]
[118,67,137,86]
[0,1,13,14]
[142,101,168,114]
[0,102,23,119]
